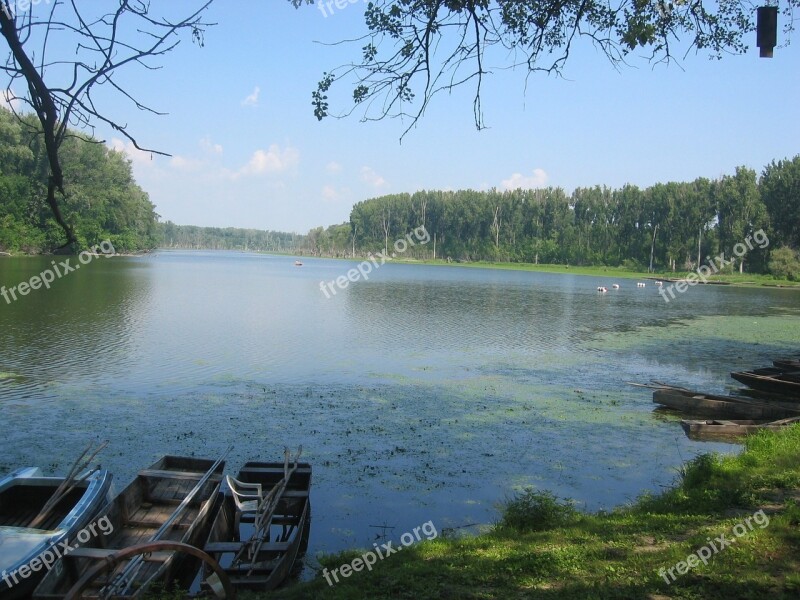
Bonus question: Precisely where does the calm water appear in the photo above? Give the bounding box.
[1,251,799,571]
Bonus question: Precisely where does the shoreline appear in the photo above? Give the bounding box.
[272,425,800,599]
[312,254,800,289]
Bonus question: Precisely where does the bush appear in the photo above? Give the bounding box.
[769,246,800,281]
[498,488,577,532]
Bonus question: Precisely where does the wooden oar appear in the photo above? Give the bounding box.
[233,446,303,572]
[105,446,232,598]
[244,447,303,573]
[29,440,108,529]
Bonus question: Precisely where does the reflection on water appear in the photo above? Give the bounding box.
[1,251,799,565]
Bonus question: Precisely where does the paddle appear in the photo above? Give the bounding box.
[29,440,108,530]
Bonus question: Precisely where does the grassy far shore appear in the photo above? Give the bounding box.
[386,258,800,288]
[266,425,800,600]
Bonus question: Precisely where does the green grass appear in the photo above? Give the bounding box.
[387,258,800,287]
[265,425,800,599]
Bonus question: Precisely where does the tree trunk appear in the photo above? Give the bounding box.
[649,224,659,273]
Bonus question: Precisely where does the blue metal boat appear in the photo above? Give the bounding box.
[0,467,113,599]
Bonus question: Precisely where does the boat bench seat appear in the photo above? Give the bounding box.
[67,547,172,562]
[239,466,312,475]
[205,541,291,554]
[138,469,223,482]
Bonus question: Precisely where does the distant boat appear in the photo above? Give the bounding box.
[0,467,112,599]
[636,282,646,288]
[294,260,303,266]
[612,284,620,289]
[680,417,800,440]
[597,286,608,293]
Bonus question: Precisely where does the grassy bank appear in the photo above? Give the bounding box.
[270,425,800,599]
[388,258,800,287]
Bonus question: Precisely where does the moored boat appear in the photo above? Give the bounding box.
[653,388,800,419]
[680,417,800,440]
[0,467,113,599]
[773,358,800,371]
[730,368,800,399]
[200,451,311,592]
[32,454,225,599]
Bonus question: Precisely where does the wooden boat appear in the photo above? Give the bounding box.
[33,455,225,599]
[653,388,800,419]
[730,368,800,399]
[200,455,311,592]
[773,358,800,371]
[0,468,112,599]
[680,417,800,440]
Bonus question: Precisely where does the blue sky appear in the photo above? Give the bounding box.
[7,1,800,233]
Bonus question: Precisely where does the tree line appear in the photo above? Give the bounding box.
[0,107,158,253]
[309,157,800,278]
[158,222,304,253]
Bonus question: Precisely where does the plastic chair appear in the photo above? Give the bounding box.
[226,475,264,532]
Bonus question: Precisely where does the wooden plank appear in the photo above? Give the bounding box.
[205,541,245,553]
[139,469,223,482]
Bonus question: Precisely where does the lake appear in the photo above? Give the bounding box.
[1,250,799,571]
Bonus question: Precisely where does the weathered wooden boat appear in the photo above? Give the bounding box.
[200,452,311,593]
[680,417,800,440]
[0,468,112,599]
[653,388,800,419]
[32,454,225,599]
[773,358,800,371]
[730,368,800,398]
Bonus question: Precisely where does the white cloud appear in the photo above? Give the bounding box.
[500,168,549,190]
[1,89,23,113]
[241,86,260,107]
[325,161,342,174]
[322,185,339,202]
[237,144,299,177]
[360,166,386,188]
[109,138,156,169]
[199,136,223,154]
[169,155,205,171]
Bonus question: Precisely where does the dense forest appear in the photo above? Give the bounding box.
[0,107,158,253]
[2,103,799,279]
[310,158,800,278]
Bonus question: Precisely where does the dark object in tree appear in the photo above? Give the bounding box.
[0,1,213,250]
[757,6,779,57]
[290,1,799,137]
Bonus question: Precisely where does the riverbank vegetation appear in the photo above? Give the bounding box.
[270,425,800,599]
[0,107,158,253]
[308,156,800,283]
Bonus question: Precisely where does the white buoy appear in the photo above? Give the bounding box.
[612,283,620,289]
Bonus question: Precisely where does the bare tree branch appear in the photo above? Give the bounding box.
[292,0,798,140]
[0,0,214,249]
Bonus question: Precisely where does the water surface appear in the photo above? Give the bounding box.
[1,251,798,571]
